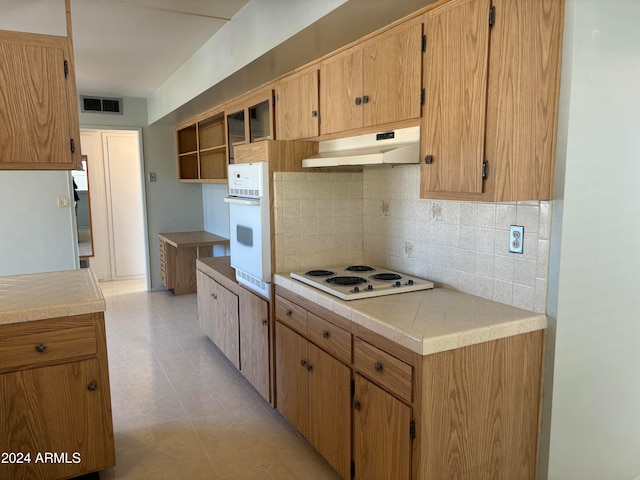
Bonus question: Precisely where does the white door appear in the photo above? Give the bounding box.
[102,131,146,280]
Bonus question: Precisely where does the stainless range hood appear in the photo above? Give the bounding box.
[302,126,420,168]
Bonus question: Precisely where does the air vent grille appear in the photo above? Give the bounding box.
[81,96,123,115]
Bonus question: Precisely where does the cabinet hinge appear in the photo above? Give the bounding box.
[488,6,496,28]
[410,420,416,440]
[64,60,69,78]
[70,138,75,154]
[420,88,425,105]
[482,160,489,180]
[351,460,355,478]
[422,34,427,52]
[350,379,355,396]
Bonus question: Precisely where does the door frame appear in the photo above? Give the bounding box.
[79,126,150,291]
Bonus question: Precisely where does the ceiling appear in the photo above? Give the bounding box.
[69,0,249,98]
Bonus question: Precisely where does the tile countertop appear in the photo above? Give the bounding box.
[0,269,105,325]
[274,274,547,355]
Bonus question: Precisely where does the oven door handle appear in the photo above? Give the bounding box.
[223,196,261,206]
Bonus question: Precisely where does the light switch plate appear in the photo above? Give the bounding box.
[57,196,70,208]
[509,225,524,254]
[148,172,157,182]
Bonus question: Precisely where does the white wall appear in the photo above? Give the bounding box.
[545,0,640,478]
[0,171,77,275]
[203,184,231,256]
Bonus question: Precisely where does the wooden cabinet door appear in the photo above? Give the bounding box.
[239,287,270,402]
[0,31,77,169]
[275,322,309,437]
[196,270,218,344]
[276,68,320,140]
[320,48,363,135]
[308,344,351,480]
[363,20,423,127]
[213,281,240,369]
[484,0,563,201]
[353,374,411,480]
[0,358,114,480]
[421,0,490,195]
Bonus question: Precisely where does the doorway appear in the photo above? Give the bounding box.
[79,128,148,287]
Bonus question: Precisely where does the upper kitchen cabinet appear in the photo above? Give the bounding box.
[175,107,227,183]
[320,18,423,136]
[226,86,275,162]
[421,0,563,202]
[0,0,81,170]
[275,67,320,140]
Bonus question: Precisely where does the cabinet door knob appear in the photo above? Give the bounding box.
[374,362,383,373]
[211,293,217,299]
[307,364,313,372]
[311,110,318,117]
[322,330,330,339]
[355,97,362,105]
[300,359,307,367]
[285,309,292,316]
[35,344,47,353]
[424,154,434,165]
[354,400,361,410]
[87,382,98,392]
[362,95,370,104]
[261,318,268,326]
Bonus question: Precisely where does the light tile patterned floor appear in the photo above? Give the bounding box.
[98,280,341,480]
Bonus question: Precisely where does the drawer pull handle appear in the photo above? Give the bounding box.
[354,400,361,410]
[300,359,307,367]
[35,344,47,353]
[322,330,330,339]
[87,382,98,392]
[285,309,292,316]
[374,362,383,373]
[261,318,268,326]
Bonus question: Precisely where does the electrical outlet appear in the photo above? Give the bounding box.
[57,197,70,208]
[509,225,524,254]
[148,172,157,182]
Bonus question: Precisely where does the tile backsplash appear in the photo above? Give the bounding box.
[274,166,551,313]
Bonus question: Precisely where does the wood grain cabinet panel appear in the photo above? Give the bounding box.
[275,68,320,140]
[239,287,270,402]
[0,29,79,170]
[0,312,115,480]
[275,321,351,480]
[353,373,411,480]
[320,18,423,136]
[197,270,240,368]
[421,0,563,201]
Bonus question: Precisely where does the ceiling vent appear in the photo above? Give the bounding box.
[80,96,123,115]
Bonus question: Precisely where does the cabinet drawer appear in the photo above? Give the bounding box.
[159,240,166,253]
[275,295,308,335]
[0,325,97,373]
[160,270,167,286]
[159,249,166,263]
[307,312,351,364]
[353,338,412,403]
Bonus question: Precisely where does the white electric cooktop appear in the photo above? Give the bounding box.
[290,265,434,300]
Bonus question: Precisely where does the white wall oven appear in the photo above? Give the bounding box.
[224,162,271,297]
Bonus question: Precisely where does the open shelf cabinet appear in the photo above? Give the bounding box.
[176,110,228,183]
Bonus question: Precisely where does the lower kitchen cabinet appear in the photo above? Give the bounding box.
[196,269,239,368]
[353,373,412,480]
[0,312,115,480]
[239,287,270,402]
[275,321,351,480]
[274,285,544,480]
[196,258,273,403]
